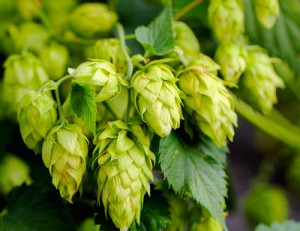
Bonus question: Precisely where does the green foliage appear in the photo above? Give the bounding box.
[158,131,227,230]
[135,3,174,57]
[255,220,300,231]
[70,81,96,135]
[0,184,75,231]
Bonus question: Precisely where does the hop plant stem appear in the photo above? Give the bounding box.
[174,0,205,21]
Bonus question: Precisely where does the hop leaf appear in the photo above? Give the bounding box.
[178,54,237,147]
[131,63,183,137]
[18,90,57,154]
[42,124,88,203]
[238,46,285,114]
[208,0,244,41]
[93,120,155,230]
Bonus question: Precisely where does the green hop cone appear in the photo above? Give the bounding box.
[173,21,200,64]
[208,0,244,42]
[16,0,41,20]
[70,59,127,102]
[42,124,88,202]
[178,54,237,147]
[92,38,128,73]
[190,216,223,231]
[39,42,69,81]
[2,52,49,119]
[0,153,32,196]
[93,120,155,230]
[254,0,279,29]
[69,3,118,39]
[131,63,183,137]
[243,184,289,227]
[18,90,57,154]
[215,42,247,84]
[239,47,284,114]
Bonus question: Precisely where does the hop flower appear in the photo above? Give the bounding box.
[18,90,57,154]
[93,120,155,230]
[254,0,279,28]
[243,184,289,227]
[178,54,237,147]
[239,47,284,114]
[92,38,128,74]
[69,3,118,39]
[39,42,69,81]
[215,42,247,84]
[173,21,200,63]
[2,52,49,119]
[190,216,223,231]
[70,59,127,102]
[42,124,88,202]
[208,0,244,41]
[131,63,183,137]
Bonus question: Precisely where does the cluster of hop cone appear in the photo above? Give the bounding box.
[0,0,282,230]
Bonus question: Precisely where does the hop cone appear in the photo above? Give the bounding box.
[239,47,284,114]
[70,59,126,102]
[173,21,200,63]
[92,38,128,73]
[93,120,155,230]
[131,64,183,137]
[69,3,118,39]
[2,52,49,119]
[254,0,279,28]
[42,124,88,202]
[18,90,57,154]
[191,216,223,231]
[178,54,237,147]
[215,42,247,84]
[208,0,244,41]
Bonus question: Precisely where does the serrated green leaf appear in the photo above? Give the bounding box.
[244,0,300,75]
[70,82,97,135]
[135,3,174,57]
[0,184,75,231]
[158,131,227,231]
[255,220,300,231]
[130,193,170,231]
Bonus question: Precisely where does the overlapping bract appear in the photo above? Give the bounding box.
[42,124,88,203]
[2,52,49,119]
[239,47,284,114]
[18,90,57,154]
[131,64,183,137]
[93,120,155,231]
[178,54,237,147]
[70,59,126,102]
[208,0,244,42]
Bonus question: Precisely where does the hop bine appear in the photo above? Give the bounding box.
[131,63,183,137]
[18,90,58,154]
[93,120,155,231]
[70,59,127,102]
[178,54,237,147]
[42,124,88,203]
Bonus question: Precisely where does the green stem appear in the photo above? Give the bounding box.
[55,86,65,123]
[116,23,133,81]
[56,75,73,87]
[234,96,300,149]
[125,34,136,40]
[174,0,205,21]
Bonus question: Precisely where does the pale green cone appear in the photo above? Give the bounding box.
[239,47,284,114]
[173,21,200,64]
[93,120,155,230]
[70,59,127,102]
[131,64,183,137]
[42,124,88,203]
[254,0,279,29]
[69,3,118,39]
[215,42,247,84]
[190,216,223,231]
[92,38,128,73]
[39,42,69,81]
[2,52,49,119]
[178,54,237,147]
[208,0,244,42]
[18,90,57,154]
